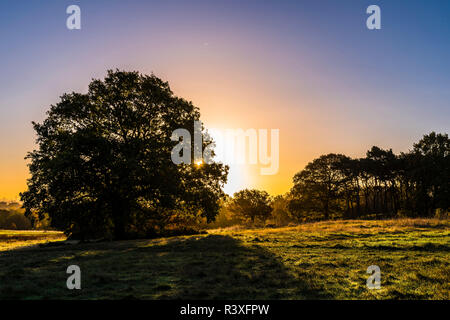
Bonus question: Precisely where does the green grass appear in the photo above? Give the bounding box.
[0,219,448,299]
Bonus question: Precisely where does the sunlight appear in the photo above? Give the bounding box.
[195,160,203,167]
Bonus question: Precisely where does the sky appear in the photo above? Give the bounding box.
[0,0,449,200]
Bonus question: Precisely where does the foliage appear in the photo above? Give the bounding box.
[196,196,243,229]
[289,132,449,221]
[20,70,228,239]
[228,189,273,223]
[270,195,293,225]
[289,154,350,220]
[0,209,32,230]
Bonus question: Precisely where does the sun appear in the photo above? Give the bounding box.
[195,160,203,167]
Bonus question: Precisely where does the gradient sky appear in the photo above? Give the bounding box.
[0,0,449,200]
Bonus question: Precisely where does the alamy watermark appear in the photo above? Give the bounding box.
[170,121,279,175]
[66,265,81,290]
[366,265,381,289]
[65,4,380,31]
[366,5,381,30]
[66,5,81,30]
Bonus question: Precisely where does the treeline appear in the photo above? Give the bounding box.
[0,202,32,230]
[0,202,51,230]
[288,132,449,221]
[205,132,449,228]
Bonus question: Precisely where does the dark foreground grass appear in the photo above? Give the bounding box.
[0,219,448,299]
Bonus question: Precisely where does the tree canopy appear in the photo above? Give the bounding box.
[21,70,228,239]
[229,189,273,223]
[288,132,449,220]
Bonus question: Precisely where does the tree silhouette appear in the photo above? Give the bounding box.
[20,70,228,239]
[229,189,273,223]
[288,132,449,221]
[411,132,450,215]
[289,154,349,220]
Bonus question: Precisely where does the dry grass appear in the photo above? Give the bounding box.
[211,218,449,235]
[0,230,66,251]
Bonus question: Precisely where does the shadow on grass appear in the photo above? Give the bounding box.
[0,234,331,299]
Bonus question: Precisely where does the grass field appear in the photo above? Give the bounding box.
[0,230,66,251]
[0,219,448,299]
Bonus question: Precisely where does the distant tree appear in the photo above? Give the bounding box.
[198,195,244,229]
[229,189,273,223]
[21,70,228,239]
[0,209,32,230]
[363,146,399,215]
[332,156,362,219]
[289,154,349,220]
[271,195,292,225]
[411,132,450,215]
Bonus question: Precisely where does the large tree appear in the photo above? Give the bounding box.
[21,70,228,239]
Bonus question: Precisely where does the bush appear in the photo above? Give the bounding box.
[0,209,32,230]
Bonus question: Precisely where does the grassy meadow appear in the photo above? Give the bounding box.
[0,219,448,300]
[0,230,65,251]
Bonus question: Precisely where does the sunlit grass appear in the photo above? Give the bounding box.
[0,219,448,299]
[0,230,66,251]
